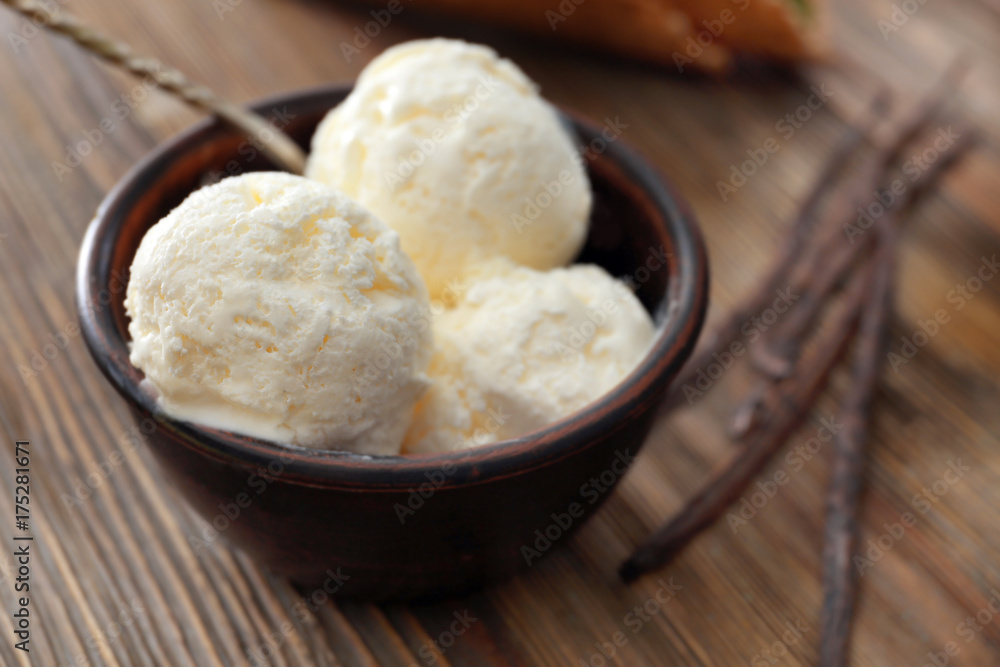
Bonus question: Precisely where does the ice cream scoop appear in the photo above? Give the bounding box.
[403,263,656,453]
[306,38,592,299]
[124,172,432,454]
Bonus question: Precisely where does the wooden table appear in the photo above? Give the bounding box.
[1,0,998,664]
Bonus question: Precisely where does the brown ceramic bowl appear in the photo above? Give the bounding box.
[77,84,708,600]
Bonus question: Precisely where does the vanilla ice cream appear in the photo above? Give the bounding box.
[306,38,592,299]
[125,172,432,454]
[403,264,656,454]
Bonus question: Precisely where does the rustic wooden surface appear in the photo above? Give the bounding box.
[0,0,998,665]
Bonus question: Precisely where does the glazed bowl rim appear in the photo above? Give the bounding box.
[77,82,708,489]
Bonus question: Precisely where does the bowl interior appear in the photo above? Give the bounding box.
[78,84,707,486]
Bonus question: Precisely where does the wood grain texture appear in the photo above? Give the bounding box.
[0,0,998,665]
